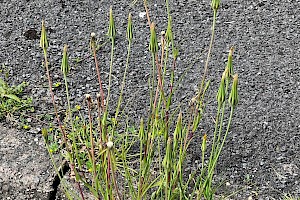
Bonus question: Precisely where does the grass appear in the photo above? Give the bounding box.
[40,0,240,199]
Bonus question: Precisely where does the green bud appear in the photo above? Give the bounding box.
[173,112,182,150]
[211,0,221,11]
[127,13,133,42]
[61,45,70,76]
[228,74,239,108]
[165,17,173,45]
[42,128,48,144]
[226,47,234,76]
[173,48,179,60]
[201,133,207,153]
[40,20,48,50]
[216,70,226,106]
[163,137,172,170]
[107,6,116,42]
[149,22,158,54]
[138,118,145,142]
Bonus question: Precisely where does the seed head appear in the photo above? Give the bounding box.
[85,94,92,102]
[90,32,96,51]
[107,140,114,149]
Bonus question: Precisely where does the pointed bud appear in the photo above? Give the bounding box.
[211,0,220,11]
[201,133,207,153]
[107,6,116,42]
[216,70,226,106]
[61,45,70,76]
[138,118,145,142]
[165,17,173,45]
[149,22,158,54]
[226,47,234,76]
[42,128,48,144]
[228,74,239,108]
[40,20,48,50]
[127,13,133,42]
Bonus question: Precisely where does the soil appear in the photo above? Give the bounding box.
[0,0,299,199]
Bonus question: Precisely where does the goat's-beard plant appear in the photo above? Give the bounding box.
[40,0,239,199]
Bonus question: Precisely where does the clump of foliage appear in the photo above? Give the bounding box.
[40,0,239,199]
[0,69,34,127]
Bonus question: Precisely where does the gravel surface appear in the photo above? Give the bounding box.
[0,0,300,199]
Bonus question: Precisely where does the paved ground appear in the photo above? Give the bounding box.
[0,0,299,199]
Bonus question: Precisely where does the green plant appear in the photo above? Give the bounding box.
[40,0,239,199]
[283,194,300,200]
[0,76,34,125]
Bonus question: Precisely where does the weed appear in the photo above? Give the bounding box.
[0,76,34,126]
[40,0,239,199]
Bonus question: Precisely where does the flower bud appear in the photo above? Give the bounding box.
[201,133,207,153]
[165,17,173,45]
[127,13,133,42]
[216,71,226,106]
[42,128,48,144]
[228,74,239,108]
[107,6,116,42]
[211,0,220,11]
[226,47,234,76]
[61,44,70,76]
[149,22,158,54]
[40,20,48,50]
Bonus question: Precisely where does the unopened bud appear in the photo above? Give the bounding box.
[127,13,133,42]
[211,0,220,11]
[216,71,226,106]
[61,45,70,76]
[228,74,239,108]
[107,6,116,41]
[149,22,158,54]
[40,20,49,50]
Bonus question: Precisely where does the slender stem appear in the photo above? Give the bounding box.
[198,10,217,97]
[144,0,151,27]
[110,149,122,200]
[106,39,115,126]
[63,73,72,125]
[93,46,105,111]
[43,51,66,141]
[87,99,96,188]
[114,41,131,122]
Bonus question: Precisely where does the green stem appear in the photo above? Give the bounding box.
[106,39,115,134]
[198,9,217,97]
[114,41,131,124]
